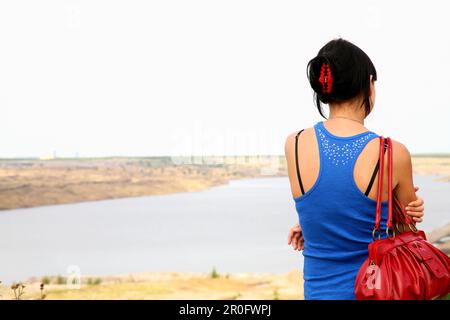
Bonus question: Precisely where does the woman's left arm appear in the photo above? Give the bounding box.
[392,140,425,223]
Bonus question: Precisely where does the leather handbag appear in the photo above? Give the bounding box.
[354,136,450,300]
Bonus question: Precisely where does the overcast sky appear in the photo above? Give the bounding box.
[1,0,449,158]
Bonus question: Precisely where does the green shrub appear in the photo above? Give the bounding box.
[41,276,51,285]
[87,277,102,285]
[56,275,66,285]
[211,266,219,279]
[273,289,279,300]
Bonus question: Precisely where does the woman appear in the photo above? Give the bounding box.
[284,38,425,300]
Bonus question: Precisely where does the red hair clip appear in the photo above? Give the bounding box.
[319,63,333,93]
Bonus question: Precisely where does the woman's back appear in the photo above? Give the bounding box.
[285,38,418,300]
[291,120,389,299]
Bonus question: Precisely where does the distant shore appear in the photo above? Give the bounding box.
[0,156,286,210]
[0,155,449,210]
[411,156,450,182]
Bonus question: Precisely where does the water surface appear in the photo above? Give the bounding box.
[0,175,448,283]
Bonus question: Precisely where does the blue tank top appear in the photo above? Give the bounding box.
[294,121,389,300]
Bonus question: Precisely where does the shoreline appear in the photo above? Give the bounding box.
[0,175,287,213]
[2,223,448,299]
[1,156,449,211]
[0,156,287,210]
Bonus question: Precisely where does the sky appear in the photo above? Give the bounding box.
[1,0,449,158]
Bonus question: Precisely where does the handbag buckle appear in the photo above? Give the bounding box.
[407,241,445,278]
[385,226,396,239]
[372,228,381,241]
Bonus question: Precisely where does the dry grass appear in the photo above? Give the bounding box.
[0,270,303,300]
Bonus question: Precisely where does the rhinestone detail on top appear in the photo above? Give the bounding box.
[317,127,376,166]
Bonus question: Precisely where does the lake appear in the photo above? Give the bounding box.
[0,175,449,283]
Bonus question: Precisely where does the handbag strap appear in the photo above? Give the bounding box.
[387,137,393,230]
[374,136,416,235]
[389,137,415,227]
[374,136,386,231]
[374,136,394,232]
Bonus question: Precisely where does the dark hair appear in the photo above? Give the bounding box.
[307,38,377,118]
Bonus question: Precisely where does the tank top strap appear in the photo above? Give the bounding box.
[313,121,379,177]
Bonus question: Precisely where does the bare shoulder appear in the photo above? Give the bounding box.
[284,127,315,155]
[391,139,412,159]
[390,139,413,171]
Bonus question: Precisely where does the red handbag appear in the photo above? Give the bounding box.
[354,136,450,300]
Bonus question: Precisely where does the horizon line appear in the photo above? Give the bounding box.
[1,153,450,161]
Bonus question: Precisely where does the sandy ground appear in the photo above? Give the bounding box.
[412,156,450,181]
[0,270,303,300]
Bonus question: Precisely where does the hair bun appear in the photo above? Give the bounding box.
[306,38,377,119]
